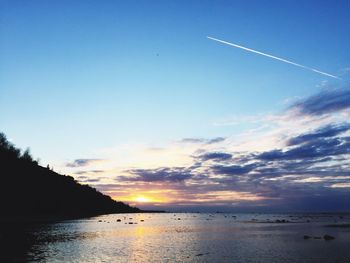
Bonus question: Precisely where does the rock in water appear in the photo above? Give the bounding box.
[324,234,335,241]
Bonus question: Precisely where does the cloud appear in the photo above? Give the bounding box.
[66,159,104,167]
[212,163,259,176]
[292,88,350,116]
[84,178,102,183]
[258,136,350,161]
[125,167,193,182]
[179,137,226,145]
[207,137,226,144]
[199,152,232,161]
[330,183,350,188]
[180,138,206,144]
[287,123,350,146]
[74,169,104,175]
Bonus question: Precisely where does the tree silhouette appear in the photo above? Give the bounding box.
[0,132,140,218]
[21,148,33,162]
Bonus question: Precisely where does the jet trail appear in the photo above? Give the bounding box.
[207,36,341,80]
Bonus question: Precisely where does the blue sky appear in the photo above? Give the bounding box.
[1,0,350,211]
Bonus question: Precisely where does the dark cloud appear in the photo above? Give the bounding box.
[199,152,232,161]
[125,167,193,182]
[292,88,350,116]
[258,136,350,161]
[66,159,103,167]
[151,128,349,210]
[74,170,104,175]
[277,157,332,171]
[212,163,259,176]
[84,178,101,183]
[287,123,350,146]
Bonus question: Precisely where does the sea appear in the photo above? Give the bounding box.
[1,213,350,262]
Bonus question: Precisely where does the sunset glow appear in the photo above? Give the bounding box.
[135,196,150,203]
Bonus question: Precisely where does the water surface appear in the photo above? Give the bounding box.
[1,213,350,262]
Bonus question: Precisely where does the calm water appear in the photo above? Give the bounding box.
[1,213,350,262]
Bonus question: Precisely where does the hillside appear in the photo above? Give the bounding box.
[0,133,140,219]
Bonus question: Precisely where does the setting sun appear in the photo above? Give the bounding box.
[135,196,150,203]
[111,192,169,204]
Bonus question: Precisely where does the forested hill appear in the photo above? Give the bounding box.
[0,133,140,219]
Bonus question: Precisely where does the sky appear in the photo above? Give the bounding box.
[1,0,350,212]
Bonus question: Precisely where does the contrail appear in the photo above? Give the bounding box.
[207,36,341,80]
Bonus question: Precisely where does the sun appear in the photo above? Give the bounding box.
[135,196,150,203]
